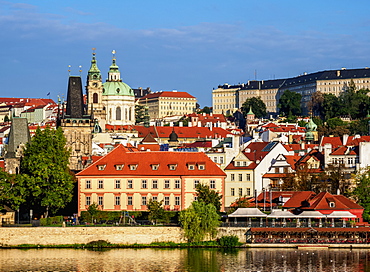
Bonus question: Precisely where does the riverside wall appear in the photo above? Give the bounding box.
[0,227,248,246]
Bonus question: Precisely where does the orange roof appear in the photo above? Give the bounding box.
[283,191,316,208]
[0,160,4,169]
[134,126,232,139]
[77,144,226,177]
[141,91,195,99]
[305,192,363,211]
[330,146,358,156]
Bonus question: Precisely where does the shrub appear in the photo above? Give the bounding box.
[86,240,112,248]
[218,235,241,247]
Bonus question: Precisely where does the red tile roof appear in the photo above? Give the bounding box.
[134,126,232,139]
[283,191,316,208]
[77,144,226,177]
[141,91,195,99]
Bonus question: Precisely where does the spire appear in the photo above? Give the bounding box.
[247,106,254,115]
[108,50,121,82]
[88,48,101,81]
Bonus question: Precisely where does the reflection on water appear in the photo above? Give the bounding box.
[0,247,369,271]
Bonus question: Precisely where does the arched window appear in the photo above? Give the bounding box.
[116,107,121,120]
[93,93,98,103]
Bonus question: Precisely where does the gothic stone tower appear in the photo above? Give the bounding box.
[59,76,94,171]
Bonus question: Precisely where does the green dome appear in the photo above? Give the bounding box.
[102,81,134,96]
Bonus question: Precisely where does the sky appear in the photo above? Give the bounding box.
[1,1,370,107]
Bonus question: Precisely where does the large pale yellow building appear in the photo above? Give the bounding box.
[138,91,197,120]
[213,68,370,116]
[76,144,226,214]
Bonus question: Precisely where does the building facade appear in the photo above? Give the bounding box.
[213,68,370,116]
[76,145,226,214]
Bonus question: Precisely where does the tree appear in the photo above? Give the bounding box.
[198,106,211,114]
[87,203,100,223]
[179,201,220,242]
[20,127,75,217]
[241,97,267,118]
[0,170,25,210]
[227,196,250,214]
[309,91,324,118]
[352,169,370,222]
[278,90,302,117]
[196,183,222,212]
[135,104,145,124]
[147,199,165,225]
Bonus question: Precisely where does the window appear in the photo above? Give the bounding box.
[98,165,105,171]
[164,196,170,206]
[152,180,158,189]
[329,202,335,208]
[115,196,120,206]
[246,188,251,196]
[151,164,159,170]
[175,196,180,206]
[115,164,123,170]
[93,93,98,103]
[127,196,133,206]
[164,180,170,189]
[98,180,103,189]
[85,196,91,206]
[194,180,200,188]
[142,180,147,189]
[238,174,242,182]
[152,196,158,202]
[194,196,198,201]
[210,180,216,189]
[98,196,103,206]
[198,164,205,170]
[275,167,279,173]
[169,164,177,170]
[127,180,133,189]
[86,180,91,189]
[231,174,235,181]
[220,157,224,164]
[188,164,195,170]
[246,174,251,181]
[213,157,218,163]
[231,188,235,196]
[175,180,180,189]
[129,164,137,170]
[142,196,147,206]
[115,180,121,189]
[239,188,243,197]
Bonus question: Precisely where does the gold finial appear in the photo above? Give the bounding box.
[112,50,116,59]
[68,65,71,76]
[79,65,82,75]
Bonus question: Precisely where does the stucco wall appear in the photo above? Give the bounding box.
[0,227,247,246]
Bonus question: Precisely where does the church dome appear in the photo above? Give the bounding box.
[102,81,134,96]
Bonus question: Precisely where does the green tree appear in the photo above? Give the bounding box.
[135,104,145,124]
[0,170,25,210]
[20,127,74,217]
[198,106,211,114]
[227,196,250,214]
[278,90,302,117]
[87,203,100,223]
[196,183,222,212]
[147,199,165,225]
[241,97,267,118]
[179,201,220,242]
[352,169,370,222]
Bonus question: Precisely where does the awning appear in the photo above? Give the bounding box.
[267,209,296,218]
[325,211,357,218]
[296,210,326,218]
[228,208,267,218]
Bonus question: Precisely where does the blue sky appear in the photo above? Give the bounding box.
[1,1,370,107]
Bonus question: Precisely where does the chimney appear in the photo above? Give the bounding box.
[343,134,349,145]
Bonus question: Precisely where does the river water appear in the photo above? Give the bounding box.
[0,247,369,271]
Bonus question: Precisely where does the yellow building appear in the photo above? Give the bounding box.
[76,145,226,214]
[138,91,197,120]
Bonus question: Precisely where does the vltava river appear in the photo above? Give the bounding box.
[0,247,369,271]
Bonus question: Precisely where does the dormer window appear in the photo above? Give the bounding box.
[198,164,205,170]
[329,202,335,208]
[115,164,124,170]
[129,164,138,170]
[151,164,159,170]
[97,164,106,171]
[188,164,195,170]
[169,164,177,170]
